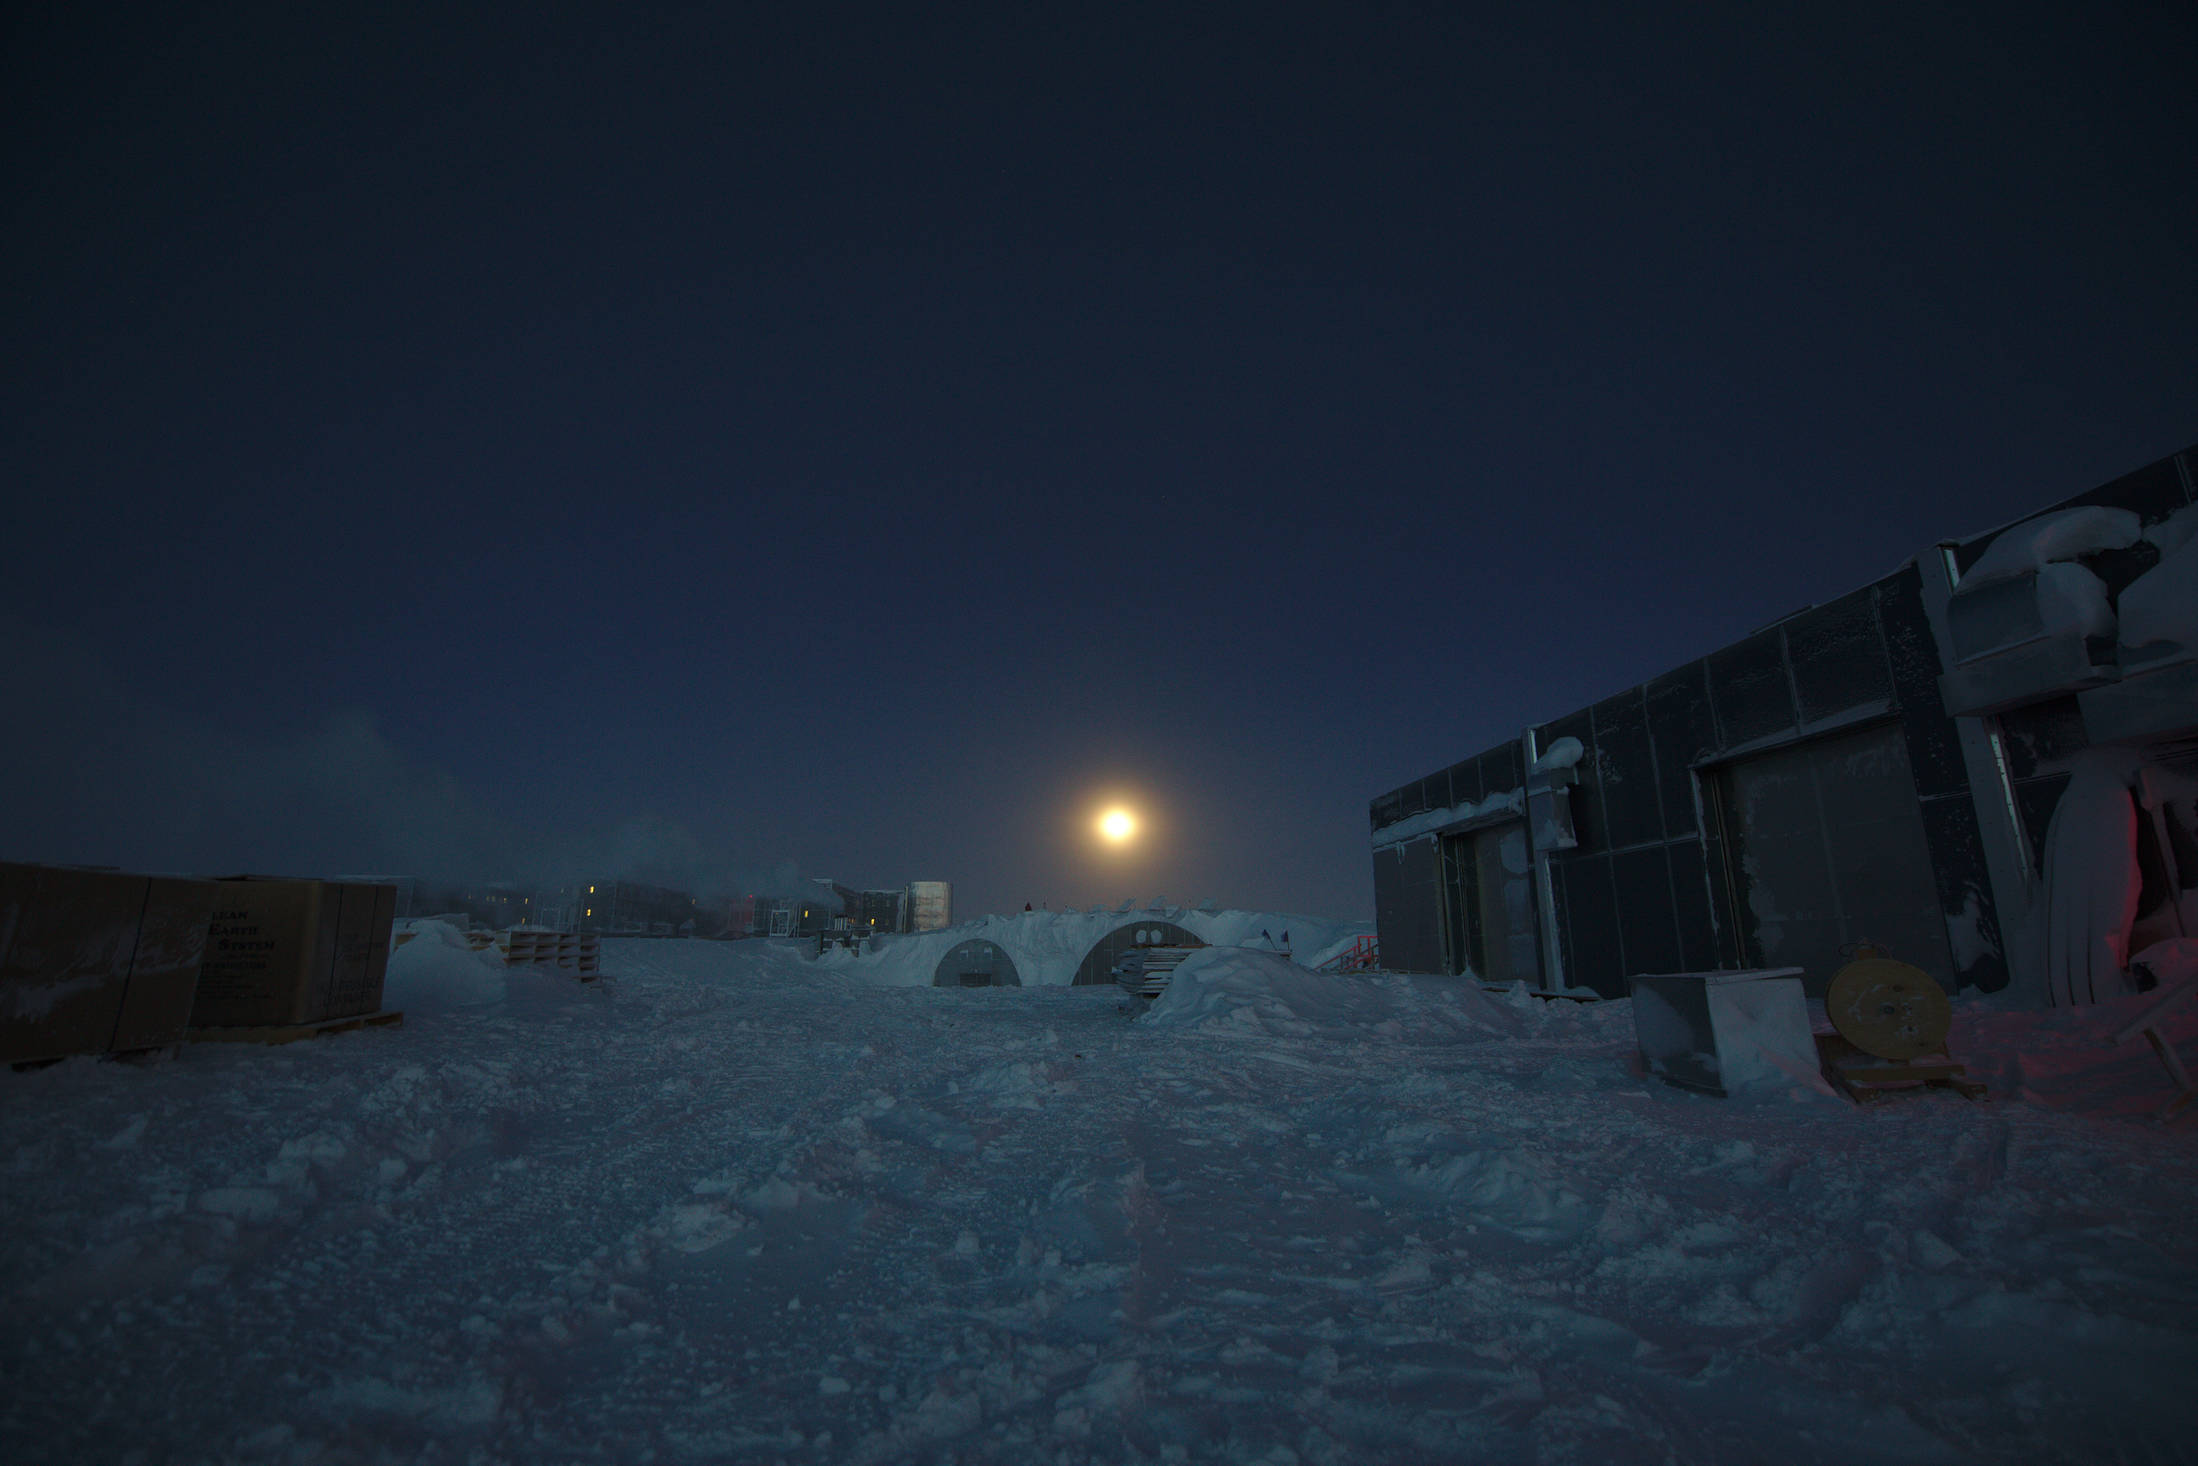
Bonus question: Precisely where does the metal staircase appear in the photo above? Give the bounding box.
[1316,934,1380,974]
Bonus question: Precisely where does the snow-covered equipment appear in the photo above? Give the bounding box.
[1937,506,2136,717]
[1114,936,1207,1000]
[1816,945,1984,1101]
[1629,968,1823,1097]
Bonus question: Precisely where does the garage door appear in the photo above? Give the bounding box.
[1442,824,1538,983]
[1714,721,1953,995]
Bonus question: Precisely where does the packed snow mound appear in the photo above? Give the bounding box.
[1966,504,2142,583]
[2118,520,2198,657]
[2143,501,2198,559]
[817,906,1372,987]
[1141,946,1515,1040]
[380,920,508,1012]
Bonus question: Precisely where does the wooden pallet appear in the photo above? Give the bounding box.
[188,1010,404,1046]
[1815,1031,1986,1103]
[503,929,602,978]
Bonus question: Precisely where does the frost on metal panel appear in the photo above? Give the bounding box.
[1370,788,1525,850]
[1721,723,1955,994]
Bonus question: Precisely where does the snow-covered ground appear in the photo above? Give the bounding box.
[6,931,2198,1465]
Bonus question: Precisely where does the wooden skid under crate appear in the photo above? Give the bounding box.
[1814,1031,1986,1102]
[188,1010,405,1046]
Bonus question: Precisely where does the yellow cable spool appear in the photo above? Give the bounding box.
[1825,946,1951,1061]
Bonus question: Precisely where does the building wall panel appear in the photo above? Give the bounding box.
[1646,663,1716,838]
[1917,792,2010,991]
[1877,565,1970,801]
[1367,444,2197,1001]
[1443,755,1483,809]
[1591,690,1662,851]
[1787,587,1892,724]
[1556,851,1625,997]
[1718,720,1956,993]
[1708,629,1797,747]
[1610,844,1683,980]
[1372,837,1445,975]
[1668,838,1719,973]
[1703,826,1748,969]
[1479,742,1523,802]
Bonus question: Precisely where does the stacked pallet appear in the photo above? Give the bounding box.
[504,929,601,979]
[1114,944,1202,1000]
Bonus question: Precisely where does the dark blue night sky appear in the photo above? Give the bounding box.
[6,1,2194,917]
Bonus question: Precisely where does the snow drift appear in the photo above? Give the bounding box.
[379,920,508,1012]
[1140,946,1515,1040]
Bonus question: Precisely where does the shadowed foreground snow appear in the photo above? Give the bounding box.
[5,936,2198,1464]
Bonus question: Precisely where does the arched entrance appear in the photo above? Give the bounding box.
[933,938,1022,987]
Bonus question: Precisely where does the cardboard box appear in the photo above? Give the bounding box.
[0,862,217,1064]
[189,878,396,1028]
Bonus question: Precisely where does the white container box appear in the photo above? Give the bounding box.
[1629,968,1817,1097]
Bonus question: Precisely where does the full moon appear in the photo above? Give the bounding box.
[1097,807,1137,844]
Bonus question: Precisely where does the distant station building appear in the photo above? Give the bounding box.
[715,880,953,939]
[1369,443,2198,1006]
[536,880,698,937]
[399,880,535,929]
[400,874,951,941]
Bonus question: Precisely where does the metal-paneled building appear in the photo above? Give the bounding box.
[1370,443,2198,1002]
